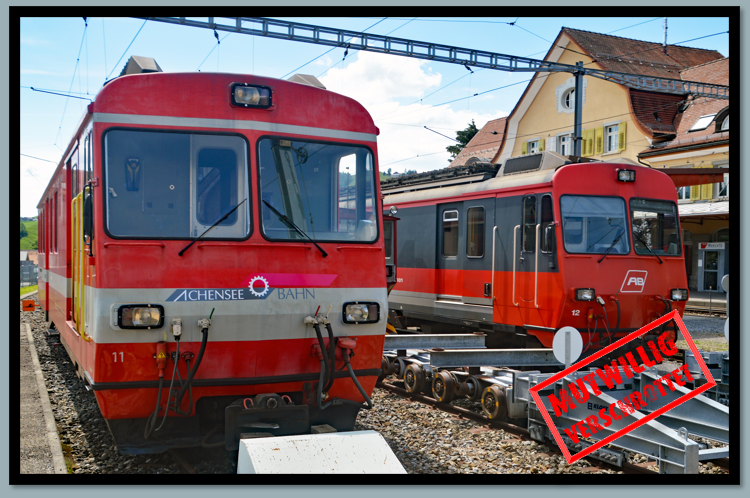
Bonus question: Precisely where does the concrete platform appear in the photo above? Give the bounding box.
[687,291,727,308]
[20,319,67,474]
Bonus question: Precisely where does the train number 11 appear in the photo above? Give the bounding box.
[571,310,580,316]
[112,352,124,362]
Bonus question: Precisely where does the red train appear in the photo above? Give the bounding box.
[36,57,386,454]
[382,152,688,353]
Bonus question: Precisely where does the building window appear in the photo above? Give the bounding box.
[689,114,716,132]
[442,210,459,258]
[713,228,729,243]
[718,173,728,197]
[563,89,575,110]
[558,134,572,156]
[721,115,728,131]
[528,140,539,154]
[466,207,484,258]
[677,186,691,200]
[605,125,619,153]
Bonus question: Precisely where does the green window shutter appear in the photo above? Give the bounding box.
[618,122,627,152]
[701,183,713,200]
[595,127,604,155]
[521,141,527,155]
[690,181,702,201]
[539,138,545,152]
[582,129,593,157]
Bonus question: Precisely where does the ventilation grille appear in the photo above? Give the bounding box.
[503,153,544,175]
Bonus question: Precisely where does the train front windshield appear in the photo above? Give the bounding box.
[630,198,681,255]
[560,195,630,254]
[258,138,377,243]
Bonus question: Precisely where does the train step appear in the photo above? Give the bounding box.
[236,430,406,474]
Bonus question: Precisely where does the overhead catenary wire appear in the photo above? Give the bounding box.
[105,19,147,81]
[53,21,88,147]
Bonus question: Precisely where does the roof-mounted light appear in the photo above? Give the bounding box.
[617,169,636,182]
[231,83,272,109]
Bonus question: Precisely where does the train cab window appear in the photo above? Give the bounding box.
[466,207,484,258]
[258,138,377,243]
[560,195,629,255]
[104,130,249,239]
[540,195,555,252]
[442,210,459,257]
[630,198,681,256]
[53,192,58,253]
[522,196,536,252]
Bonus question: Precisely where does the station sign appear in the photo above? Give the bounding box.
[699,242,725,250]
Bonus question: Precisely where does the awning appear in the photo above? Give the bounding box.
[659,168,729,188]
[678,201,729,218]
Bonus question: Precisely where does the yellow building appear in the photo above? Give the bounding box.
[494,28,729,292]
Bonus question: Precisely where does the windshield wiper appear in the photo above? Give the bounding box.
[632,231,663,264]
[262,200,328,258]
[179,198,247,256]
[597,227,626,263]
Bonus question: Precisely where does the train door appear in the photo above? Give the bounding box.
[512,194,557,322]
[463,200,494,306]
[436,202,464,302]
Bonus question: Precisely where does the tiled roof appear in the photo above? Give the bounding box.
[449,117,507,167]
[678,200,728,218]
[562,28,724,79]
[640,58,729,156]
[629,90,685,135]
[680,57,729,85]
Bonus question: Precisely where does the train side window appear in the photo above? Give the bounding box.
[466,207,484,258]
[53,191,58,253]
[442,210,459,258]
[522,196,537,252]
[540,195,555,252]
[384,220,393,260]
[39,209,44,255]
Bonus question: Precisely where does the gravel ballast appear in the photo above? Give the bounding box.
[21,297,729,475]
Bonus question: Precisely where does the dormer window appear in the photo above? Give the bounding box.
[689,114,716,132]
[721,115,729,131]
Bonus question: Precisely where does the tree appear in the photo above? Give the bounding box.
[31,240,38,250]
[20,221,27,239]
[446,120,479,162]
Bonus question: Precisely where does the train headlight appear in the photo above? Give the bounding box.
[670,289,689,301]
[231,83,272,108]
[575,288,596,301]
[343,302,380,324]
[118,304,164,329]
[617,169,636,182]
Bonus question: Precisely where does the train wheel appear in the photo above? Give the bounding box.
[395,358,407,380]
[378,357,389,382]
[481,385,508,420]
[403,364,425,394]
[432,371,456,404]
[467,376,483,402]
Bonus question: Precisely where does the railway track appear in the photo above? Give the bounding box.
[684,305,727,317]
[377,380,658,475]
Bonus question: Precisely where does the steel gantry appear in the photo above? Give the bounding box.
[139,17,729,155]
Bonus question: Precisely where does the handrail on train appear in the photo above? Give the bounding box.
[512,225,519,307]
[535,224,540,309]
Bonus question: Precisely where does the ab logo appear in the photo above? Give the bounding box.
[620,270,648,293]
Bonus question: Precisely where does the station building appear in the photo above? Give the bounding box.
[473,27,730,292]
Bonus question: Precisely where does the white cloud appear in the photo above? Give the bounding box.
[320,51,508,174]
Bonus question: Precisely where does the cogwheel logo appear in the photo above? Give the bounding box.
[248,276,270,297]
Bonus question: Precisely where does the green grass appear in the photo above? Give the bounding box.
[21,285,38,296]
[20,220,38,250]
[676,338,728,352]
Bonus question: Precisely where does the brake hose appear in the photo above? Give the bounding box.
[323,322,337,392]
[154,340,180,432]
[316,351,373,411]
[143,375,164,440]
[174,319,210,409]
[312,323,332,394]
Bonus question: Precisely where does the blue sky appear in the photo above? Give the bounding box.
[20,16,730,217]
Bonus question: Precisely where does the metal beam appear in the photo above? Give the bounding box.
[138,17,729,101]
[383,334,486,350]
[428,348,562,368]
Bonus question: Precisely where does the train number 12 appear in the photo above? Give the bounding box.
[112,352,124,362]
[571,310,580,316]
